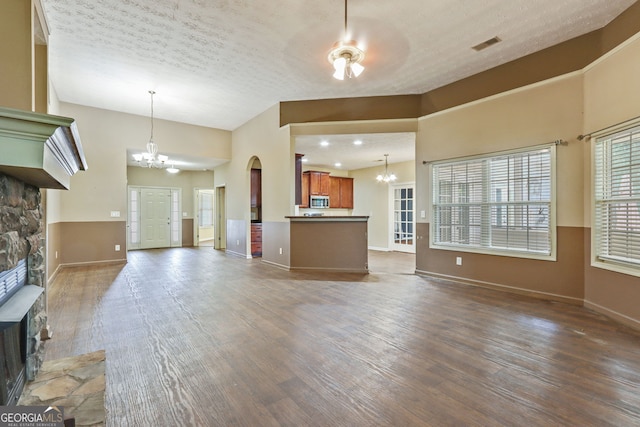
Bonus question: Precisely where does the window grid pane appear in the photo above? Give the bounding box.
[594,124,640,266]
[433,147,552,255]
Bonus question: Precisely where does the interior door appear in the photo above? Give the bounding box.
[390,184,415,253]
[140,188,171,249]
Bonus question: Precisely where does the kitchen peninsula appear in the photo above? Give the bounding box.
[286,215,369,273]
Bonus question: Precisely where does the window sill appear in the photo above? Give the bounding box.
[591,258,640,278]
[429,243,556,262]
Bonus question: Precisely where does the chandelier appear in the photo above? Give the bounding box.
[132,90,179,173]
[328,0,365,80]
[376,154,397,183]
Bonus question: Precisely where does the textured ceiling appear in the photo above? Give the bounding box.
[41,0,635,169]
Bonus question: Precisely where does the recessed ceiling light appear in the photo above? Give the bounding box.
[335,162,342,167]
[353,140,363,145]
[320,141,329,147]
[301,158,308,162]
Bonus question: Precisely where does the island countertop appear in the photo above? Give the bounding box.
[285,215,369,222]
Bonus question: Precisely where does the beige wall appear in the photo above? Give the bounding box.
[350,160,415,250]
[225,104,292,262]
[418,73,585,227]
[59,103,230,223]
[415,72,586,301]
[0,0,33,111]
[583,34,640,327]
[48,103,230,267]
[127,167,214,218]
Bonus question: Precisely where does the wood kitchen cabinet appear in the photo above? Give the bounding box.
[329,176,354,209]
[251,223,262,257]
[306,171,330,196]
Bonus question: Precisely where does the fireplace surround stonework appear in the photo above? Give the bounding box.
[0,173,47,381]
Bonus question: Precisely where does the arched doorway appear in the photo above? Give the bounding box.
[250,157,262,257]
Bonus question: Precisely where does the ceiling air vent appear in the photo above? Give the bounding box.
[472,36,502,51]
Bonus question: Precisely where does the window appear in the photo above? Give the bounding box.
[171,189,181,247]
[594,123,640,271]
[199,192,214,228]
[431,145,555,259]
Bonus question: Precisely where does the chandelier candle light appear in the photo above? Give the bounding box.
[132,90,178,172]
[377,154,397,183]
[328,0,365,80]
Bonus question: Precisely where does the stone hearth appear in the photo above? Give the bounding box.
[18,350,106,427]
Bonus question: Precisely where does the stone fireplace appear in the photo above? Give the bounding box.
[0,173,47,404]
[0,106,86,405]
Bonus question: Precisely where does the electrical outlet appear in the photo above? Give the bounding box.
[456,256,462,266]
[279,248,283,255]
[115,244,121,251]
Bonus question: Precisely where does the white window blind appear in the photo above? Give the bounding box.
[199,192,214,227]
[432,146,553,257]
[594,124,640,267]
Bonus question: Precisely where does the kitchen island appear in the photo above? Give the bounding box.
[286,216,369,273]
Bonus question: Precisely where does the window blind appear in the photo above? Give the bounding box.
[432,146,553,256]
[594,124,640,266]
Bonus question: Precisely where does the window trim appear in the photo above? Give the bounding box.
[429,144,557,261]
[591,118,640,277]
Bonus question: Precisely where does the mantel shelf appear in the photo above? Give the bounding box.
[0,285,44,328]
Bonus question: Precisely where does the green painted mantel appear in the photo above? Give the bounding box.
[0,106,87,189]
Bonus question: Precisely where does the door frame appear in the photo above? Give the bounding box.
[215,185,227,250]
[127,185,182,250]
[193,188,215,247]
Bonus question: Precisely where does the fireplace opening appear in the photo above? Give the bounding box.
[0,317,27,406]
[0,259,28,405]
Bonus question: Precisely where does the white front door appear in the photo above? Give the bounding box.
[140,188,171,249]
[390,183,415,253]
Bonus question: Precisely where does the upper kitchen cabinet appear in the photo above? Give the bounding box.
[329,177,354,209]
[306,171,330,196]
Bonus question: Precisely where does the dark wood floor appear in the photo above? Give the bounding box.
[46,248,640,426]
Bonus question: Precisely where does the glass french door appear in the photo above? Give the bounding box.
[390,184,415,253]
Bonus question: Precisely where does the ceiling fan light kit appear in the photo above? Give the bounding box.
[329,0,365,80]
[328,40,365,80]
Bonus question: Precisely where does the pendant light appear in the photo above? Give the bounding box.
[132,90,178,172]
[376,154,397,183]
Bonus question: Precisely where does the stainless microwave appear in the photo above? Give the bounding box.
[310,195,330,208]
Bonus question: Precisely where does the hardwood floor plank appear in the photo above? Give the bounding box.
[44,248,640,426]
